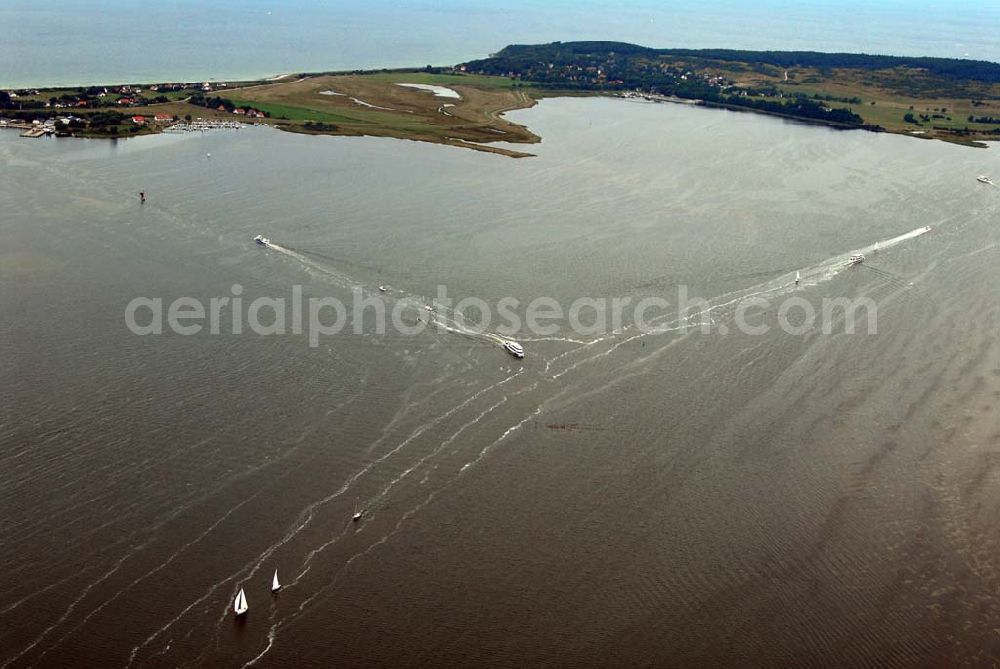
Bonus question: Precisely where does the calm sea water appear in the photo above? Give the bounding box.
[3,98,1000,666]
[2,0,999,87]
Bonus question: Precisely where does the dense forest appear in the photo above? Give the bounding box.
[470,42,1000,83]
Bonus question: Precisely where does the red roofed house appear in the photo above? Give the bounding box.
[132,115,146,124]
[233,108,246,115]
[154,113,173,123]
[117,97,135,105]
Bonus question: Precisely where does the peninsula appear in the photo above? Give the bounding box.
[3,41,999,155]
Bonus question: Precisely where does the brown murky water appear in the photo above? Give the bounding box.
[3,98,1000,667]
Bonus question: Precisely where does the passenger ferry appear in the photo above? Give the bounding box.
[503,340,524,358]
[848,253,865,265]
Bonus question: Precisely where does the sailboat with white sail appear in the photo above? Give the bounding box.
[272,569,281,592]
[233,587,248,616]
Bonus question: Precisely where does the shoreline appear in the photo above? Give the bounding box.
[5,52,999,154]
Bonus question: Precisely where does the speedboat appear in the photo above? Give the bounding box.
[978,175,992,184]
[378,285,388,292]
[503,340,524,358]
[253,235,270,247]
[424,305,433,312]
[848,253,865,265]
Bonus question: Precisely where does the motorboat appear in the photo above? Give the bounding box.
[424,305,433,312]
[378,285,388,292]
[848,253,865,265]
[253,235,270,247]
[503,340,524,358]
[977,175,992,184]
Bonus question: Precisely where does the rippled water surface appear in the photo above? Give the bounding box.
[3,98,1000,666]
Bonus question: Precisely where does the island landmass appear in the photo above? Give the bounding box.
[3,41,1000,156]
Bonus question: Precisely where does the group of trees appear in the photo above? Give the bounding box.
[655,48,1000,84]
[303,121,338,131]
[189,93,236,111]
[188,93,270,118]
[709,92,864,125]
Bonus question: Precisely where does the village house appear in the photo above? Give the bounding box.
[153,113,173,123]
[131,115,146,124]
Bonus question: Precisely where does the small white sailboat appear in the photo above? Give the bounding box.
[233,587,248,616]
[271,569,281,592]
[873,241,879,253]
[378,285,388,292]
[352,498,363,522]
[794,270,801,286]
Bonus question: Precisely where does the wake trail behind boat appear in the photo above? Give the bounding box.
[286,245,397,278]
[865,225,931,254]
[262,241,357,288]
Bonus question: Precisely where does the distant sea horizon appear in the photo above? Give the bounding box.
[2,0,999,88]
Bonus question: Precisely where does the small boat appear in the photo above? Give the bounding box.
[271,569,281,593]
[378,285,388,292]
[424,305,433,312]
[503,340,525,358]
[794,270,801,286]
[352,498,363,522]
[234,587,248,616]
[873,241,879,253]
[977,175,992,184]
[848,253,865,266]
[253,235,270,247]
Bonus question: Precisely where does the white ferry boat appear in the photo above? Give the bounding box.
[848,253,865,265]
[503,340,524,358]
